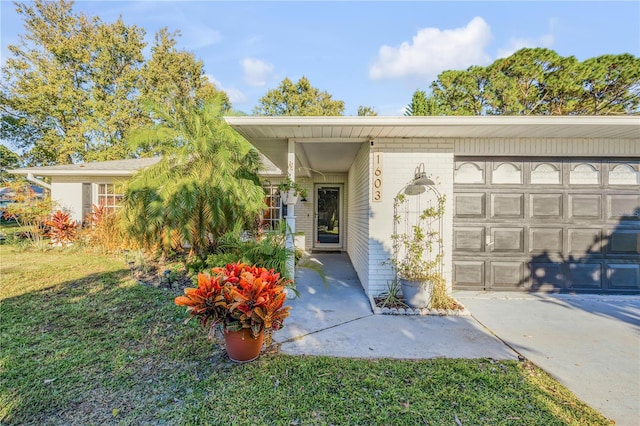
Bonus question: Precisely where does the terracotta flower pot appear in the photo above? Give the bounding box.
[223,328,265,362]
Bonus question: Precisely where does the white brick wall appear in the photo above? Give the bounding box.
[347,142,370,291]
[367,139,455,296]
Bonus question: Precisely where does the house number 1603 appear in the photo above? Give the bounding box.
[373,152,383,202]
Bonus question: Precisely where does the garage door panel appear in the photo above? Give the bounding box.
[453,261,485,289]
[568,194,602,221]
[453,227,485,252]
[607,195,640,221]
[530,193,563,219]
[491,162,522,184]
[529,261,565,291]
[491,227,524,252]
[569,162,601,186]
[568,228,603,255]
[454,161,485,184]
[530,228,563,254]
[607,163,639,186]
[491,193,524,218]
[607,229,640,254]
[607,264,640,289]
[454,193,485,218]
[568,263,603,290]
[491,261,526,289]
[530,162,562,185]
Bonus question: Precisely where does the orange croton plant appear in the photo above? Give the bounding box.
[175,262,291,339]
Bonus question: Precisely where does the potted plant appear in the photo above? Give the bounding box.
[175,262,291,362]
[278,176,307,205]
[391,193,446,309]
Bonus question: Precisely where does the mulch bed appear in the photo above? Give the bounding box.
[127,258,194,296]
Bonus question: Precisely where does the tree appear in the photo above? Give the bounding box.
[357,105,378,116]
[121,97,265,258]
[139,28,230,115]
[417,48,639,116]
[404,89,441,116]
[405,90,428,116]
[431,66,488,115]
[253,76,344,116]
[0,145,21,184]
[1,0,228,165]
[576,54,640,115]
[485,48,577,115]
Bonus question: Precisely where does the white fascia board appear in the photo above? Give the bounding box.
[8,169,138,177]
[225,115,640,127]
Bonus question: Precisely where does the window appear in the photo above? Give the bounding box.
[262,185,282,231]
[97,183,123,211]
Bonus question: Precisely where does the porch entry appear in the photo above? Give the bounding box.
[314,185,343,250]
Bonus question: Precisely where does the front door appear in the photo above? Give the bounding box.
[314,185,342,250]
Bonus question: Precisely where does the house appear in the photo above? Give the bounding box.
[11,157,163,223]
[11,116,640,295]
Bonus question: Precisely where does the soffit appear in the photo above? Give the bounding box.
[226,116,640,141]
[226,116,639,174]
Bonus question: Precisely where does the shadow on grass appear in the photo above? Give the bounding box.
[0,267,222,425]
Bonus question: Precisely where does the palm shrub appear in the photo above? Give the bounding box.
[203,221,290,279]
[121,96,266,258]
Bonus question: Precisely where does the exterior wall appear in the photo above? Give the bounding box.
[51,180,83,222]
[347,142,370,291]
[50,175,126,223]
[367,139,455,297]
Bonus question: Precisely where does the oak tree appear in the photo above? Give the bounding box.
[253,76,344,116]
[1,0,227,165]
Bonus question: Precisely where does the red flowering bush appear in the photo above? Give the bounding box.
[175,262,291,339]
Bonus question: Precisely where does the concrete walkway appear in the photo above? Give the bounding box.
[455,291,640,426]
[273,253,516,360]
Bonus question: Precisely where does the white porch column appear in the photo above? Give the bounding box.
[285,139,296,281]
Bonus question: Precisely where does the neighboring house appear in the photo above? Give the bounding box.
[10,157,163,223]
[11,116,640,295]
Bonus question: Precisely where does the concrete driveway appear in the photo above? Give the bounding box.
[455,291,640,426]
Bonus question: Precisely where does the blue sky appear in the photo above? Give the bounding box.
[1,1,639,116]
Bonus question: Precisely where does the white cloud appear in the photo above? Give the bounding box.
[241,57,275,87]
[205,75,247,105]
[182,25,222,50]
[369,17,492,81]
[496,34,555,59]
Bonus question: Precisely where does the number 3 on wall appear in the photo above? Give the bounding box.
[373,152,382,202]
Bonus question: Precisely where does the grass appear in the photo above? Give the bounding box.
[0,243,612,425]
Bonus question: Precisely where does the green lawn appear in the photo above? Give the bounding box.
[0,244,612,425]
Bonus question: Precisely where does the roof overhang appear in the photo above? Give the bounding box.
[8,157,164,178]
[226,116,640,174]
[10,169,142,177]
